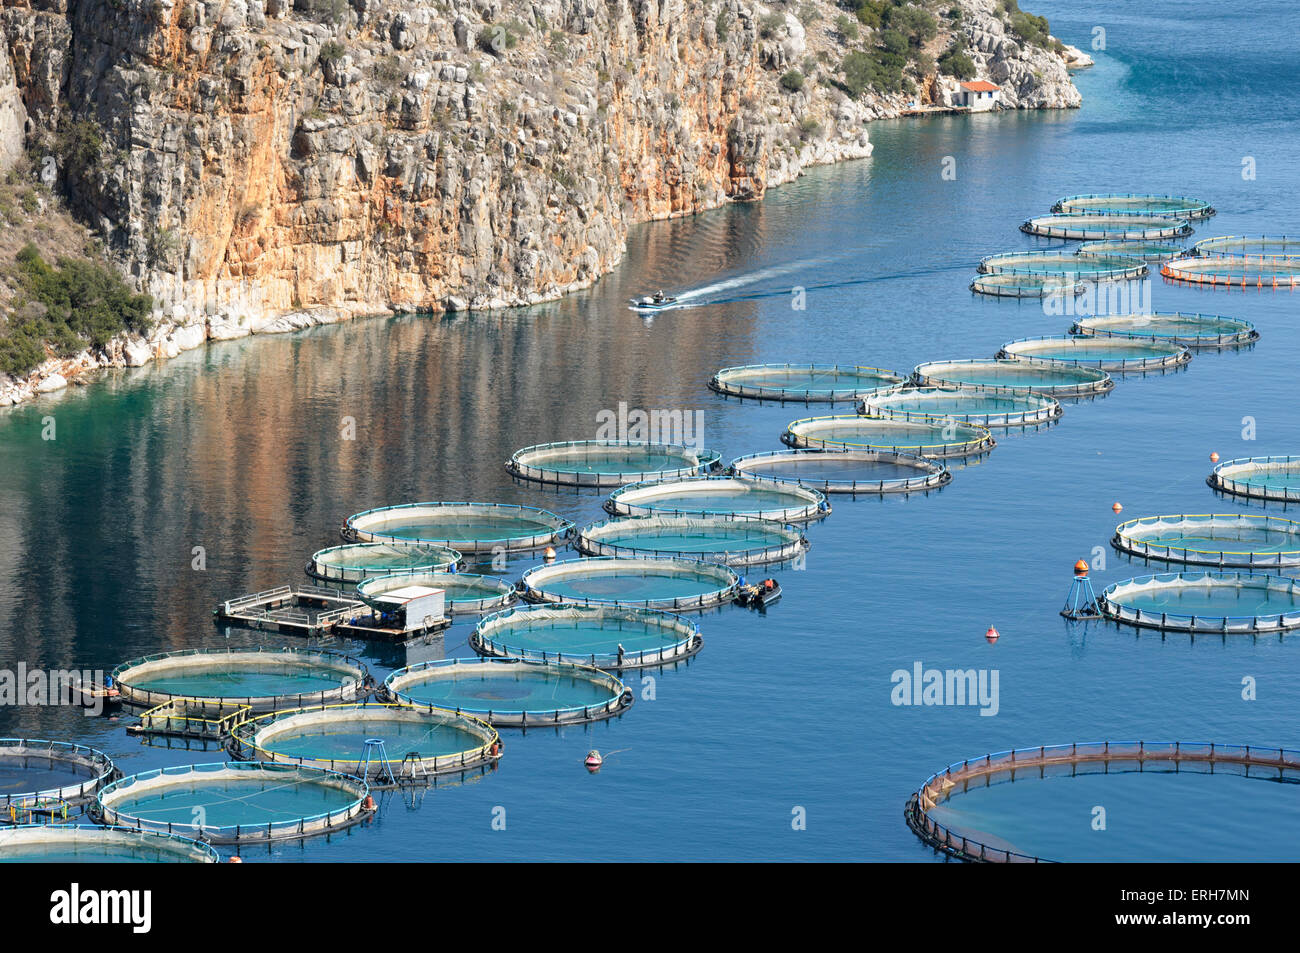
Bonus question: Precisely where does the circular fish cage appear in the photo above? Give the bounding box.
[858,387,1061,428]
[1,740,116,818]
[977,250,1148,279]
[970,272,1088,298]
[1113,514,1300,569]
[344,502,573,553]
[471,603,701,670]
[1209,456,1300,503]
[97,762,371,844]
[997,335,1190,373]
[307,542,460,583]
[729,449,951,495]
[520,556,739,611]
[110,647,370,714]
[575,515,807,566]
[228,702,499,783]
[913,359,1114,398]
[708,363,905,402]
[782,415,995,458]
[385,657,633,727]
[1071,312,1257,349]
[1162,255,1300,288]
[506,440,721,488]
[605,475,829,522]
[906,742,1300,863]
[356,570,517,616]
[0,825,219,863]
[1020,213,1193,241]
[1099,571,1300,633]
[1053,193,1216,219]
[1076,240,1186,262]
[1191,235,1300,258]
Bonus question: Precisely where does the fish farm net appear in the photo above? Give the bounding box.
[969,272,1088,298]
[913,360,1114,398]
[506,440,721,488]
[729,449,950,494]
[1020,213,1193,241]
[998,335,1191,372]
[110,647,369,714]
[520,556,739,610]
[0,825,219,863]
[356,570,517,616]
[1075,240,1186,262]
[906,742,1300,863]
[385,657,633,727]
[97,762,370,844]
[708,363,905,402]
[1209,456,1300,503]
[345,502,573,553]
[307,542,460,583]
[782,415,995,458]
[228,703,499,783]
[1071,312,1257,349]
[1191,235,1300,258]
[575,515,807,566]
[605,475,829,522]
[1052,193,1216,219]
[977,250,1148,279]
[1113,514,1300,569]
[471,604,701,669]
[1161,255,1300,287]
[1099,571,1300,633]
[858,387,1061,428]
[1,740,116,817]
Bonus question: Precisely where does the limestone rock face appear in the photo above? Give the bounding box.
[0,34,23,169]
[962,0,1082,109]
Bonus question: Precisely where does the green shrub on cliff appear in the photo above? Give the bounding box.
[939,46,977,79]
[0,244,154,376]
[780,70,805,93]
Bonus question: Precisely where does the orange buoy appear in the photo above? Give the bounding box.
[1210,451,1220,463]
[1074,559,1089,576]
[227,856,243,864]
[985,626,999,643]
[363,795,376,812]
[544,546,556,561]
[1112,502,1123,514]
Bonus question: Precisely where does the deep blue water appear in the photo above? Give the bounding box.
[2,0,1300,860]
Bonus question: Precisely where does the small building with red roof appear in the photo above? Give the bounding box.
[958,80,1001,111]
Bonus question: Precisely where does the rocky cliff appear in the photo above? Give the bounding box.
[0,0,1079,404]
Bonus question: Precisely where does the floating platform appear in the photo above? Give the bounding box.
[859,386,1061,428]
[1052,193,1216,219]
[1,739,116,820]
[1071,311,1257,349]
[782,415,995,458]
[356,570,516,617]
[344,502,573,553]
[228,703,500,784]
[1209,456,1300,503]
[575,515,807,566]
[307,542,460,584]
[913,359,1114,398]
[605,475,829,522]
[520,556,739,611]
[1190,235,1300,258]
[215,585,367,636]
[1021,213,1193,241]
[708,363,905,402]
[977,250,1148,279]
[1113,514,1300,569]
[729,449,951,494]
[1099,571,1300,633]
[1162,255,1300,287]
[998,335,1191,373]
[970,272,1088,298]
[1075,240,1187,262]
[385,657,633,727]
[471,603,701,670]
[111,647,370,715]
[506,439,721,488]
[97,762,372,844]
[0,825,219,863]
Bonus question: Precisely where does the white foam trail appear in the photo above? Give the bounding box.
[675,258,824,302]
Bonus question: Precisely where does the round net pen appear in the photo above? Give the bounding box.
[913,359,1114,399]
[1099,570,1300,633]
[1052,193,1216,219]
[344,501,573,553]
[1076,240,1186,262]
[1020,213,1193,241]
[729,449,951,494]
[1209,456,1300,503]
[575,515,807,567]
[471,603,702,670]
[605,475,830,523]
[708,363,905,402]
[1071,312,1257,349]
[520,556,739,611]
[998,335,1191,373]
[1191,235,1300,258]
[1,740,116,822]
[307,542,460,583]
[1162,255,1300,288]
[506,439,721,488]
[978,250,1148,279]
[385,657,633,728]
[859,387,1061,428]
[782,414,995,458]
[1112,514,1300,569]
[0,825,220,863]
[356,569,517,617]
[970,273,1088,298]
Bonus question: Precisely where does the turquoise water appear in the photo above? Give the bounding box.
[519,449,702,475]
[1168,258,1300,279]
[1218,462,1300,492]
[107,777,357,827]
[1126,520,1300,555]
[1004,340,1182,363]
[787,417,987,449]
[393,668,616,712]
[615,483,817,516]
[314,544,458,573]
[0,838,210,863]
[736,452,931,483]
[0,764,87,796]
[866,391,1046,417]
[1080,313,1251,339]
[128,667,351,700]
[257,717,483,761]
[530,567,727,603]
[719,366,902,396]
[918,361,1106,389]
[1059,196,1208,216]
[982,252,1139,274]
[6,0,1300,860]
[364,515,557,544]
[590,524,788,555]
[483,618,683,656]
[1113,578,1300,617]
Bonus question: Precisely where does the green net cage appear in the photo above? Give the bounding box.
[1112,514,1300,569]
[0,825,220,863]
[859,386,1062,428]
[1099,571,1300,633]
[605,475,830,522]
[708,363,905,402]
[728,449,951,494]
[506,440,722,488]
[471,603,701,669]
[575,515,807,566]
[520,556,739,611]
[782,414,996,457]
[998,335,1191,373]
[344,502,573,553]
[1071,312,1257,349]
[1052,193,1216,219]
